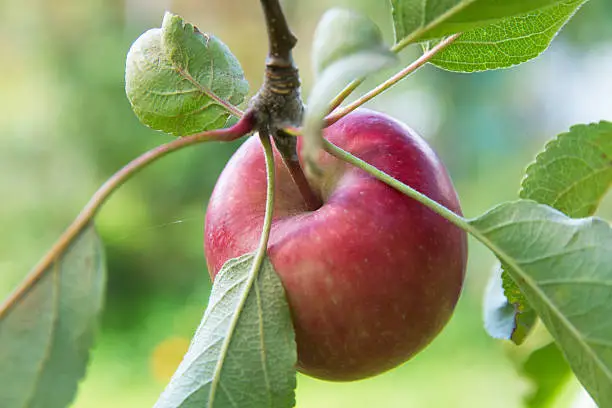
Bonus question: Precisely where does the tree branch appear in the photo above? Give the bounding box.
[251,0,322,212]
[325,33,462,126]
[260,0,297,67]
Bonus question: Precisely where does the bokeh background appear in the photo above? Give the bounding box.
[1,0,611,407]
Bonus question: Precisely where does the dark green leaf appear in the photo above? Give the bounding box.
[521,121,612,217]
[470,200,612,407]
[390,0,578,44]
[125,12,248,136]
[521,343,572,408]
[0,224,106,408]
[484,122,612,408]
[429,0,587,72]
[154,253,296,408]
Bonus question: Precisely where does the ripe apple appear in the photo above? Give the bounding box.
[204,109,467,381]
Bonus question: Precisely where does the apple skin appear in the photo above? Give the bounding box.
[204,109,467,381]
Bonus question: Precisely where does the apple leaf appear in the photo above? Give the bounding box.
[483,263,537,342]
[469,199,612,407]
[125,12,248,136]
[429,0,587,72]
[0,224,106,408]
[484,121,612,344]
[311,8,388,75]
[391,0,580,44]
[154,253,296,408]
[521,342,572,408]
[483,122,612,408]
[484,122,612,403]
[304,8,396,174]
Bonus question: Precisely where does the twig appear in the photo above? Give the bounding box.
[254,0,321,211]
[259,0,297,67]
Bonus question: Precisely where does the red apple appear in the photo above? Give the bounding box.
[204,109,467,381]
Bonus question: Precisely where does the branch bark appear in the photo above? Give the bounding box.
[251,0,322,211]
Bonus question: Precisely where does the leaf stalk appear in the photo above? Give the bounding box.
[0,114,255,319]
[325,33,462,125]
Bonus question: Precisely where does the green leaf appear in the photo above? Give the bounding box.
[154,253,296,408]
[484,122,612,408]
[311,8,387,75]
[485,122,612,345]
[521,343,572,408]
[125,12,248,136]
[469,200,612,407]
[483,263,537,341]
[391,0,580,44]
[521,121,612,218]
[429,0,587,72]
[0,224,106,408]
[304,9,396,174]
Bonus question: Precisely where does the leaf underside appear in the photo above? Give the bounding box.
[305,9,396,172]
[471,200,612,407]
[154,254,296,408]
[497,122,612,344]
[0,224,106,408]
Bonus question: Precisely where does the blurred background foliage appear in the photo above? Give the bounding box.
[1,0,611,407]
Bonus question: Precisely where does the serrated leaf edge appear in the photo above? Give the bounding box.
[471,202,612,385]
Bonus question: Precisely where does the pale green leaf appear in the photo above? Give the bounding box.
[0,224,106,408]
[154,254,296,408]
[470,200,612,407]
[483,263,537,341]
[304,9,396,174]
[125,12,248,136]
[483,122,612,406]
[312,8,387,75]
[429,0,587,72]
[303,51,396,168]
[511,121,612,336]
[391,0,577,44]
[489,121,612,345]
[521,343,572,408]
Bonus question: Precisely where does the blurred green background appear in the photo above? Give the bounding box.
[1,0,611,407]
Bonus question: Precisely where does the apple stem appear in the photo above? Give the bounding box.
[247,0,322,211]
[322,138,472,233]
[0,114,255,319]
[259,0,296,68]
[274,130,323,211]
